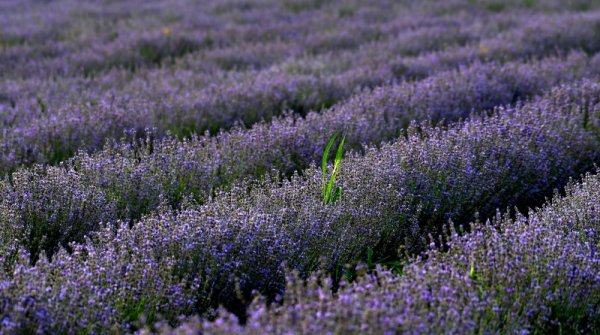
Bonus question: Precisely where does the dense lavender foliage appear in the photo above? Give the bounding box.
[0,0,515,170]
[1,0,600,334]
[172,170,600,334]
[2,6,600,172]
[2,52,597,263]
[1,81,600,333]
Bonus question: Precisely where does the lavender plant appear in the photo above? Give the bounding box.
[169,171,600,334]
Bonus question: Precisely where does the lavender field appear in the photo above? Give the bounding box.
[1,0,600,333]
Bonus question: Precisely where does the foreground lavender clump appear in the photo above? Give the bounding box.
[1,81,599,333]
[171,171,600,334]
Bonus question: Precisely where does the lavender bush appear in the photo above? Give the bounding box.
[174,170,600,334]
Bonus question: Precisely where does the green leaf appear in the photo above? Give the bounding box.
[321,131,346,204]
[322,131,339,198]
[332,186,342,204]
[325,172,335,204]
[334,135,346,171]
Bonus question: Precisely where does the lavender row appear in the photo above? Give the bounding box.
[0,10,527,171]
[0,0,559,76]
[394,9,600,78]
[0,0,468,79]
[177,171,600,335]
[2,53,593,264]
[3,10,600,171]
[0,13,496,123]
[1,81,599,333]
[4,7,597,110]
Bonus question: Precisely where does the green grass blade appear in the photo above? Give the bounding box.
[334,135,346,170]
[321,131,345,204]
[325,135,346,204]
[325,174,335,204]
[332,186,342,204]
[322,132,339,199]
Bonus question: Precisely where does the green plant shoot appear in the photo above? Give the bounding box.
[322,131,346,204]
